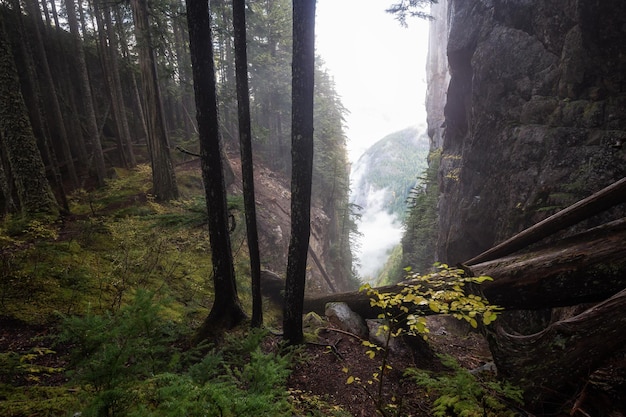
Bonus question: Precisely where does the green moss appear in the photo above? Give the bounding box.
[0,385,82,417]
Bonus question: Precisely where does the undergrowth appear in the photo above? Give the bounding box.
[56,292,295,417]
[406,354,524,417]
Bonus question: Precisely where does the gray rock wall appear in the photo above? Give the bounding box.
[434,0,626,263]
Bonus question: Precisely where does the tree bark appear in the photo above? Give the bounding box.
[0,14,57,216]
[9,0,69,213]
[488,287,626,407]
[131,0,178,201]
[300,218,626,316]
[187,0,246,341]
[23,0,79,188]
[233,0,263,328]
[283,0,316,345]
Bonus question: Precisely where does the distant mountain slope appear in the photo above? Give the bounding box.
[350,125,430,219]
[349,125,430,281]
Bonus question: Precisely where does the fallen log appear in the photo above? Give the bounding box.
[465,177,626,265]
[299,218,626,316]
[488,286,626,407]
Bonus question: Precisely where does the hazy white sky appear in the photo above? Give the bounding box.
[315,0,430,162]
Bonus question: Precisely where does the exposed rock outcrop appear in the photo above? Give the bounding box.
[431,0,626,264]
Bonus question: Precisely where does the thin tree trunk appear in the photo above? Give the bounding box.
[131,0,178,201]
[283,0,316,345]
[187,0,246,341]
[65,0,106,187]
[233,0,263,327]
[0,15,57,215]
[114,5,148,150]
[105,4,136,167]
[24,0,79,188]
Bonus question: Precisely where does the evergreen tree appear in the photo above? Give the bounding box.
[131,0,179,201]
[187,0,246,340]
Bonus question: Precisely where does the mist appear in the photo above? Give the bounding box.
[352,187,404,284]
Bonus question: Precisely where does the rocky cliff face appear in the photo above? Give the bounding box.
[429,0,626,264]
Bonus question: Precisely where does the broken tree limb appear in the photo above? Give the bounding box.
[308,247,338,292]
[465,177,626,265]
[299,218,626,316]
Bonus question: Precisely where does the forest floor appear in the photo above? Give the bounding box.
[0,314,499,417]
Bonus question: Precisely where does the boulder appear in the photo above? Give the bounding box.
[324,302,368,339]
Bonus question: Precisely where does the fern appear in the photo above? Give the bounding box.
[406,354,523,417]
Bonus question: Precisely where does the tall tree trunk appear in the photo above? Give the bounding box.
[233,0,263,327]
[114,5,148,153]
[105,4,136,167]
[24,0,79,188]
[9,0,69,212]
[283,0,316,345]
[0,15,57,216]
[65,0,107,187]
[187,0,246,341]
[172,11,193,141]
[130,0,178,201]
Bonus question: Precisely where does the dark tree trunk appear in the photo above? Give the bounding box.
[131,0,178,201]
[187,0,246,341]
[23,0,79,188]
[9,0,68,213]
[233,0,263,327]
[283,0,316,345]
[65,0,106,187]
[0,15,57,216]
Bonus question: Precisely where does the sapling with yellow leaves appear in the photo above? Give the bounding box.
[344,263,502,417]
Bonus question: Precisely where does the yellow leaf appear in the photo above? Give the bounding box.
[429,302,440,313]
[342,367,349,373]
[346,376,355,384]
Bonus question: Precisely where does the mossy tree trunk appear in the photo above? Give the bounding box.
[283,0,316,345]
[130,0,178,201]
[0,15,57,216]
[8,0,69,213]
[187,0,246,341]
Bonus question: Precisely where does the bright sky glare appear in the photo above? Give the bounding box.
[315,0,430,162]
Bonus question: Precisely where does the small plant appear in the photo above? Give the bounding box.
[345,263,502,416]
[406,354,523,417]
[58,290,181,416]
[0,347,63,384]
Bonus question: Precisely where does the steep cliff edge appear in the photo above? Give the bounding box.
[430,0,626,264]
